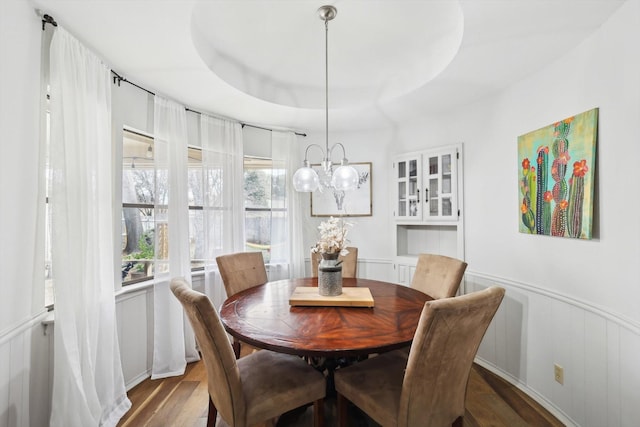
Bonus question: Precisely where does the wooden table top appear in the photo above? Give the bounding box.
[219,277,431,358]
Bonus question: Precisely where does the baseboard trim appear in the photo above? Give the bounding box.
[474,357,577,427]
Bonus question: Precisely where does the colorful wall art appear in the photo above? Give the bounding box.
[518,108,598,239]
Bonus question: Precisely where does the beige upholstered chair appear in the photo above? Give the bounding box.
[311,247,358,278]
[170,278,326,427]
[410,253,468,299]
[216,251,268,297]
[334,286,505,427]
[216,252,268,358]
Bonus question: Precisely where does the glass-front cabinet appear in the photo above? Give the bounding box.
[395,155,421,220]
[392,144,464,286]
[393,146,459,222]
[424,149,457,220]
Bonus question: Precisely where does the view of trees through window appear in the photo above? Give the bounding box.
[121,130,286,285]
[244,156,286,264]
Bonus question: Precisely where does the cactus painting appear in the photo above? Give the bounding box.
[518,108,598,239]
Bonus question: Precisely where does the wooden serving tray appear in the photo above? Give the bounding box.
[289,287,374,307]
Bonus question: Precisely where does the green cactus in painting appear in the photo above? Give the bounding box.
[550,118,573,236]
[535,147,549,234]
[520,158,536,233]
[567,160,589,238]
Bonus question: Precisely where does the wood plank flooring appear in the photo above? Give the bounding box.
[118,358,564,427]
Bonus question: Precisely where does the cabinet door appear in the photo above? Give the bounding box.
[394,156,422,220]
[423,148,458,221]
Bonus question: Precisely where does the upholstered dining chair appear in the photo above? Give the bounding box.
[311,247,358,278]
[216,251,268,358]
[334,286,505,427]
[410,253,467,299]
[170,278,326,427]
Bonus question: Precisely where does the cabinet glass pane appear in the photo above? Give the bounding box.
[398,201,406,217]
[429,178,438,197]
[409,200,418,217]
[409,177,417,196]
[442,176,451,194]
[443,154,451,174]
[443,198,452,216]
[429,200,438,216]
[398,161,406,178]
[409,160,417,177]
[428,156,438,175]
[398,181,406,198]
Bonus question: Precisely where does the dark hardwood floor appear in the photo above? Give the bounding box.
[117,356,564,427]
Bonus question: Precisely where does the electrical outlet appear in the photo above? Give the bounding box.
[554,364,564,385]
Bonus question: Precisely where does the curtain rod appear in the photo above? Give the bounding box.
[41,15,306,137]
[111,72,307,137]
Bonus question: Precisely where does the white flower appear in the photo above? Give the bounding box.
[311,216,352,256]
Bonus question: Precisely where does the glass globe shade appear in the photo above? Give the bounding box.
[293,166,320,192]
[331,165,359,191]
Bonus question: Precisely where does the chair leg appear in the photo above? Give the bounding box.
[207,396,217,427]
[313,398,324,427]
[337,393,349,427]
[232,339,241,359]
[452,415,463,427]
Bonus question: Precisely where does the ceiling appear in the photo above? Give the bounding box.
[32,0,625,132]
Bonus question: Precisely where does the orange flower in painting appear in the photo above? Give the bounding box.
[573,159,589,177]
[564,116,575,124]
[521,202,528,214]
[544,191,553,203]
[559,200,569,209]
[522,158,530,170]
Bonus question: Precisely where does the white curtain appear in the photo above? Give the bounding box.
[271,131,305,280]
[200,114,245,308]
[49,28,131,427]
[151,96,199,379]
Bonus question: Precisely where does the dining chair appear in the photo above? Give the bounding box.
[410,253,467,299]
[311,247,358,278]
[334,286,505,427]
[216,251,268,358]
[170,278,326,427]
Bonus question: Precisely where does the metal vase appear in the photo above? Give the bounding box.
[318,253,342,296]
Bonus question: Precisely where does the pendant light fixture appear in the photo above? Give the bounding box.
[293,5,359,193]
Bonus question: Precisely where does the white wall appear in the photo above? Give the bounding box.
[0,1,52,426]
[456,3,640,423]
[323,1,640,424]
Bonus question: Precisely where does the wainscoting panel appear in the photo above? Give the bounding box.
[116,287,153,390]
[467,271,640,427]
[0,312,52,427]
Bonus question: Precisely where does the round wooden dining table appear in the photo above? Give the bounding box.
[219,277,432,358]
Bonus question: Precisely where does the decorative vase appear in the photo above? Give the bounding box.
[318,252,342,296]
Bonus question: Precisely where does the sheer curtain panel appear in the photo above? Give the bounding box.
[271,131,305,280]
[200,114,245,308]
[151,96,199,379]
[48,28,131,426]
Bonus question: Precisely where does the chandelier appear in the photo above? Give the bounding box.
[292,5,359,193]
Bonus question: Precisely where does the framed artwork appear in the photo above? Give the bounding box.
[311,162,372,217]
[517,108,598,239]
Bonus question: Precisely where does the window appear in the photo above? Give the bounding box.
[121,129,205,284]
[243,156,287,264]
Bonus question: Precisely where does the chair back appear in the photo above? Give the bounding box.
[216,252,268,297]
[311,247,358,278]
[410,253,467,299]
[170,278,246,425]
[399,286,505,427]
